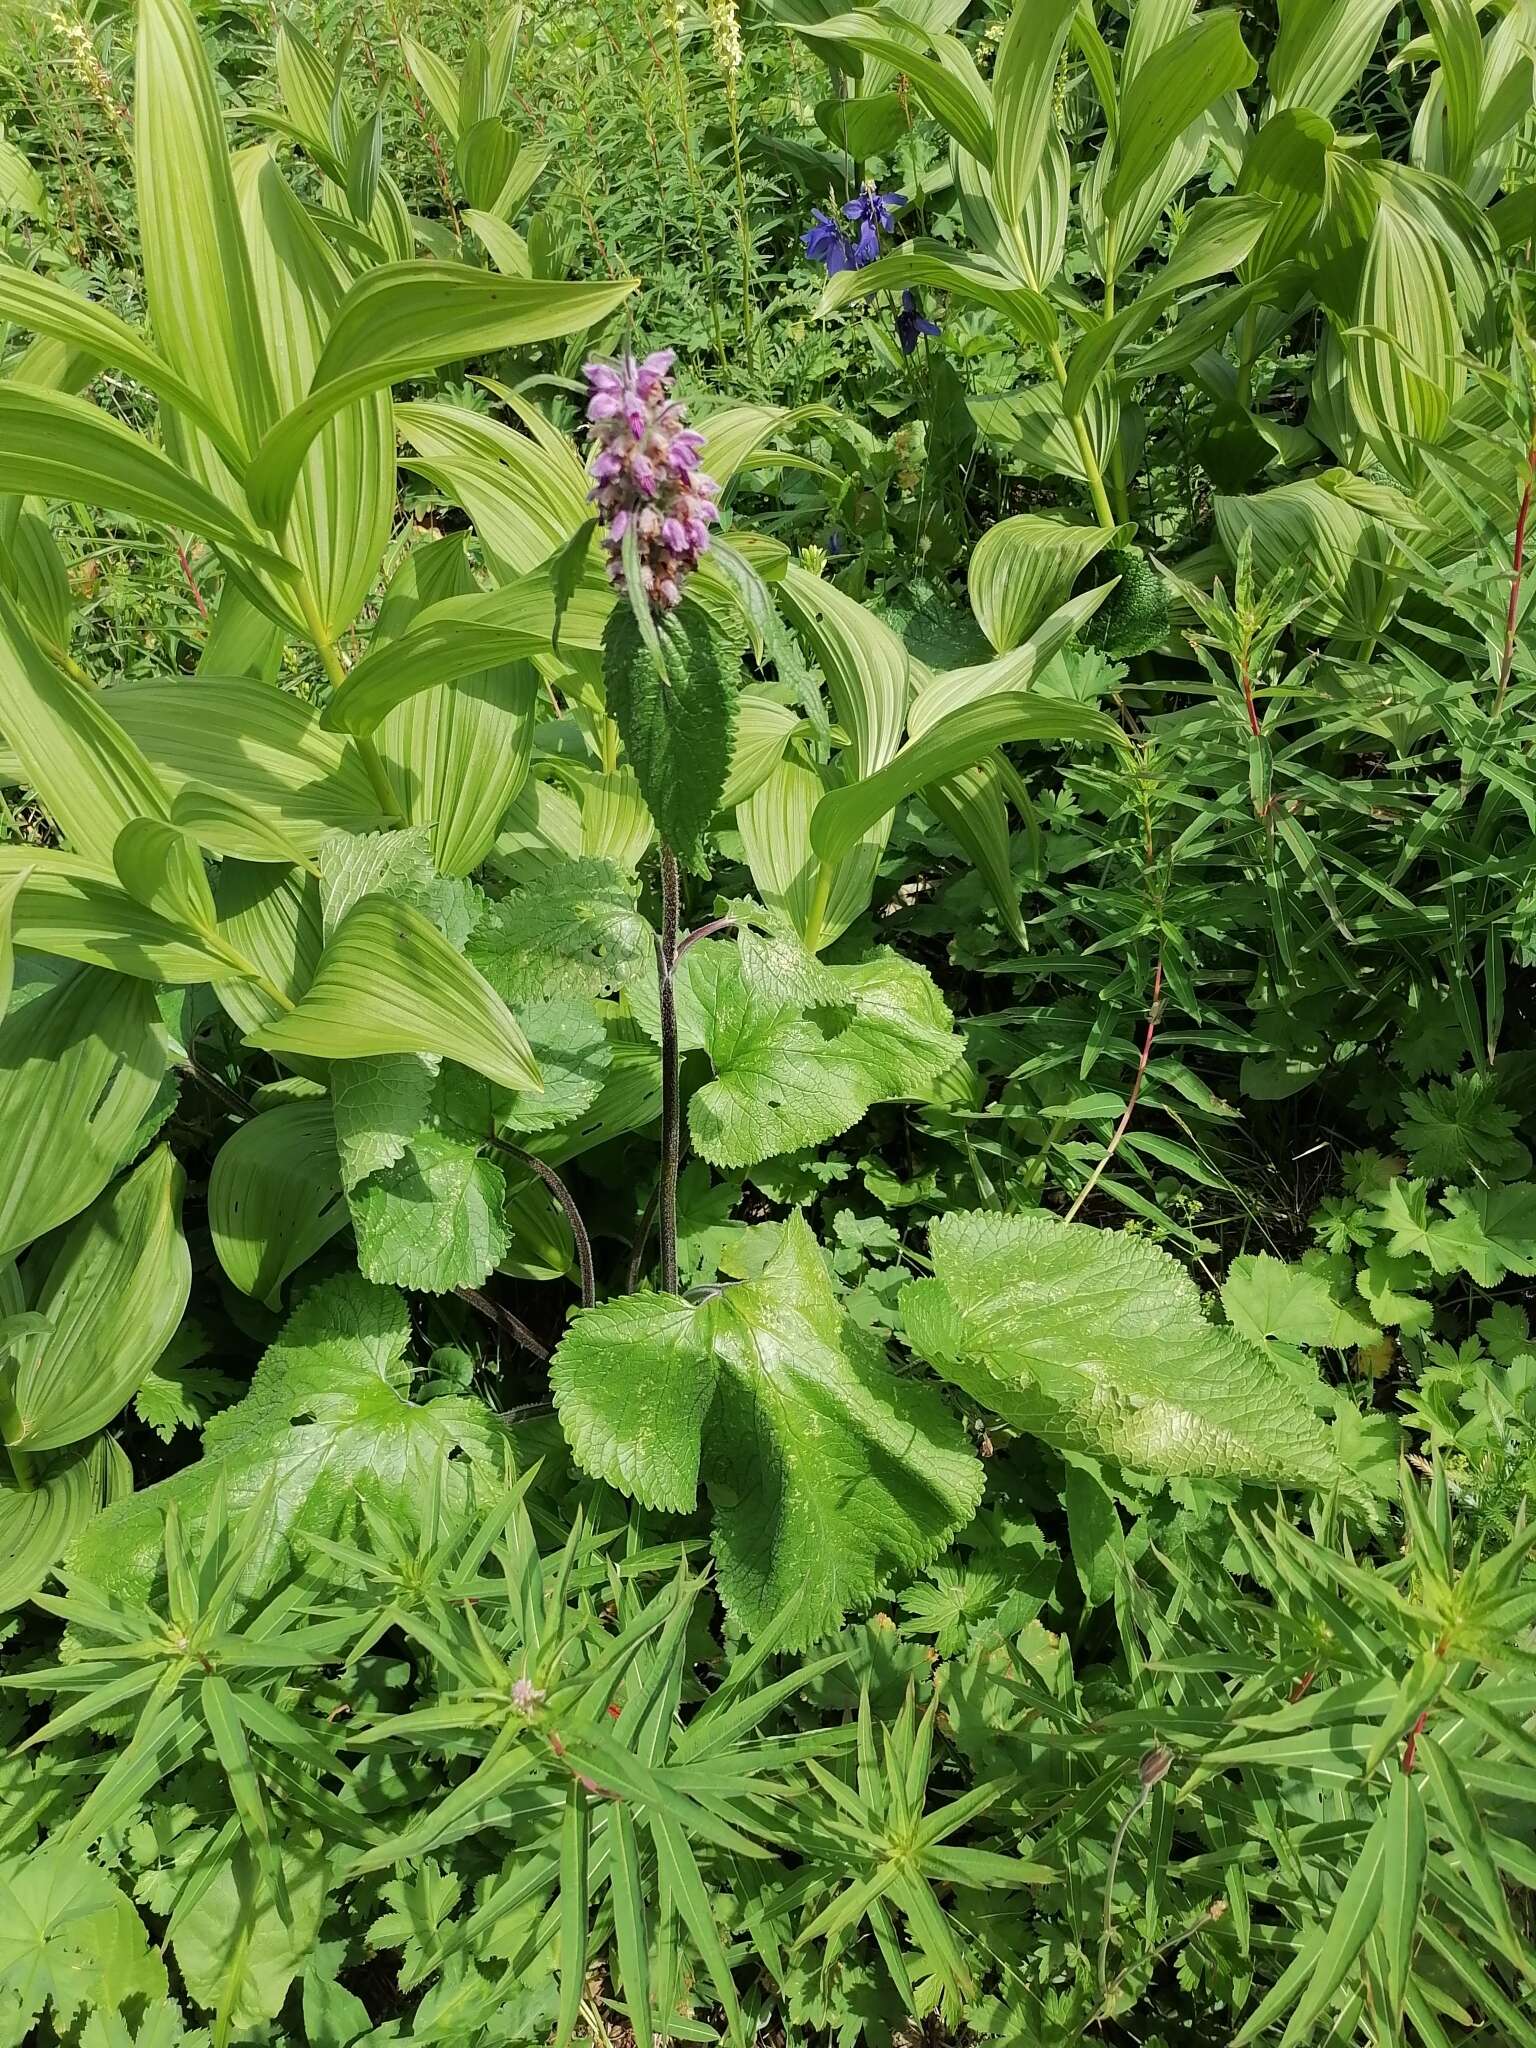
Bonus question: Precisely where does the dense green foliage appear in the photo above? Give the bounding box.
[1,0,1535,2041]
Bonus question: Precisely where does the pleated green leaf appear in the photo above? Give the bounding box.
[991,0,1079,267]
[0,385,296,583]
[1214,475,1393,637]
[1269,0,1400,118]
[234,149,394,641]
[245,268,638,529]
[109,676,387,854]
[215,861,325,1040]
[0,848,232,983]
[396,399,590,578]
[135,0,276,456]
[1346,203,1463,483]
[0,583,171,865]
[0,1436,123,1614]
[209,1101,349,1310]
[0,264,236,462]
[721,692,803,811]
[810,694,1122,869]
[249,895,544,1092]
[112,819,218,934]
[968,513,1117,653]
[779,566,908,775]
[797,13,994,165]
[10,1146,190,1454]
[0,965,166,1261]
[819,243,1054,345]
[1105,11,1256,223]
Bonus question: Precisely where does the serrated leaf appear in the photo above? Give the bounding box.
[675,934,960,1170]
[552,1212,983,1643]
[1222,1253,1379,1351]
[603,604,739,874]
[351,1129,510,1294]
[904,1212,1352,1490]
[466,858,652,1005]
[69,1273,507,1600]
[331,1055,440,1192]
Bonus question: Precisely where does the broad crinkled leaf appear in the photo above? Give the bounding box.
[552,1212,983,1643]
[603,603,739,874]
[68,1272,507,1599]
[331,1054,440,1191]
[674,933,961,1169]
[466,857,653,1004]
[351,1129,511,1293]
[903,1211,1351,1491]
[318,825,478,948]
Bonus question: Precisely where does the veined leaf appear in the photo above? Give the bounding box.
[818,243,1055,345]
[10,1146,190,1454]
[1270,0,1400,118]
[0,965,166,1260]
[796,12,994,165]
[0,385,296,583]
[968,513,1118,652]
[1,1436,124,1613]
[135,0,276,454]
[1105,11,1256,224]
[780,565,908,774]
[71,1272,506,1599]
[245,268,638,529]
[0,263,236,462]
[113,819,218,934]
[992,0,1079,270]
[1346,203,1463,484]
[0,846,234,984]
[209,1101,349,1310]
[552,1211,984,1644]
[0,582,171,865]
[810,693,1122,869]
[249,895,544,1092]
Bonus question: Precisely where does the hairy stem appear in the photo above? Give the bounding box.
[484,1135,596,1311]
[658,844,682,1296]
[456,1286,550,1364]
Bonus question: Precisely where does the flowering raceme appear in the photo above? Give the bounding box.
[583,350,720,614]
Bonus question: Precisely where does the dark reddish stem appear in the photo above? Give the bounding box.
[1288,1668,1316,1705]
[1402,1709,1430,1775]
[676,915,734,961]
[1064,958,1164,1225]
[1495,425,1536,715]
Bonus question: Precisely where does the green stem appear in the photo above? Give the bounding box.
[725,76,754,370]
[1048,340,1116,532]
[803,859,834,955]
[0,1380,34,1491]
[296,581,402,822]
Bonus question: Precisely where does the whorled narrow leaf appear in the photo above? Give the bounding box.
[245,268,639,530]
[10,1146,190,1454]
[249,895,544,1092]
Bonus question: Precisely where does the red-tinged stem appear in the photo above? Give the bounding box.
[176,540,208,621]
[1240,649,1261,738]
[456,1285,550,1365]
[1402,1708,1430,1775]
[676,914,734,961]
[483,1134,596,1311]
[1064,958,1165,1226]
[1289,1668,1316,1705]
[1495,426,1536,715]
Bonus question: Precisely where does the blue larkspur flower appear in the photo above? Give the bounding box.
[802,207,859,275]
[843,187,906,236]
[896,287,939,355]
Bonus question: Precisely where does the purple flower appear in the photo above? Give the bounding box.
[896,288,939,355]
[843,186,905,236]
[802,206,859,275]
[583,351,720,615]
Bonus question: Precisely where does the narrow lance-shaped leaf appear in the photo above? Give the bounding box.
[246,268,639,529]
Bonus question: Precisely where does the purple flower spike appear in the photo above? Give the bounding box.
[583,351,721,615]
